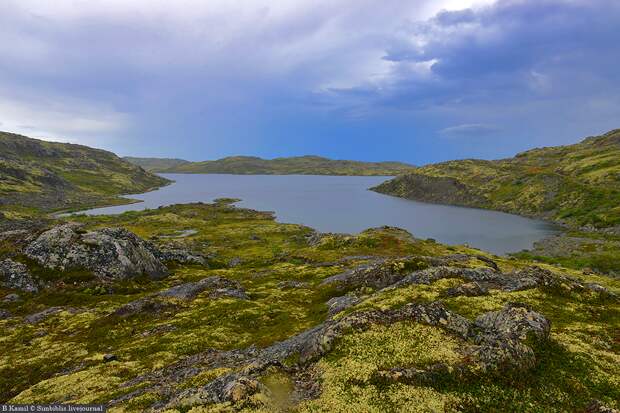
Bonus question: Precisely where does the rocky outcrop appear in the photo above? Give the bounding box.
[158,276,247,300]
[0,258,39,292]
[371,172,488,209]
[25,224,168,280]
[112,276,247,318]
[161,301,551,411]
[24,307,63,324]
[386,264,616,297]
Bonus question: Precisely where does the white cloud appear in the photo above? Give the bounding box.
[0,91,128,143]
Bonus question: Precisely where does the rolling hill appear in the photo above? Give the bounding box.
[0,131,170,213]
[124,155,415,176]
[372,129,620,230]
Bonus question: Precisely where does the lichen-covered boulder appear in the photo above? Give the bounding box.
[25,224,168,280]
[474,302,551,342]
[0,258,38,292]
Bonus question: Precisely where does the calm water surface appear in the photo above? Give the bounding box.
[80,174,559,255]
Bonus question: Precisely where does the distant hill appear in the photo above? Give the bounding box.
[124,155,415,176]
[372,129,620,230]
[0,131,170,213]
[123,156,191,172]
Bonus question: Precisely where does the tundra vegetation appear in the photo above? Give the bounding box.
[0,131,618,412]
[0,201,618,412]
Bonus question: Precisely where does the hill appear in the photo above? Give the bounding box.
[0,131,170,214]
[125,155,415,176]
[122,156,190,172]
[372,129,620,230]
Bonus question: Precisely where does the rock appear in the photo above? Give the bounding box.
[469,302,551,372]
[2,293,20,303]
[326,295,360,316]
[155,247,207,266]
[475,302,550,342]
[112,297,178,318]
[103,354,118,363]
[277,280,308,289]
[166,373,263,409]
[585,399,619,413]
[320,258,416,290]
[249,234,261,241]
[228,257,242,267]
[25,224,169,280]
[210,287,249,300]
[0,309,11,319]
[476,255,500,271]
[25,307,63,324]
[113,277,247,317]
[0,259,39,293]
[444,281,488,297]
[159,276,247,300]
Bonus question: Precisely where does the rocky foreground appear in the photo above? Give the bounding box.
[0,201,618,412]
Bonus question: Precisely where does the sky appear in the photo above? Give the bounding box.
[1,0,619,164]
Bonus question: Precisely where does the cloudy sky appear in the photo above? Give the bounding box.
[1,0,619,163]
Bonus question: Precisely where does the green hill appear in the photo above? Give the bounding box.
[122,156,190,172]
[372,129,620,230]
[0,131,170,214]
[125,154,415,176]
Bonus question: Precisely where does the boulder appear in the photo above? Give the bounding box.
[474,302,550,342]
[0,309,11,319]
[25,224,168,280]
[0,259,39,292]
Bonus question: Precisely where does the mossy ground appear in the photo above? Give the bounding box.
[1,202,618,412]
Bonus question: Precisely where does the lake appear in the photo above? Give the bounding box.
[79,174,559,255]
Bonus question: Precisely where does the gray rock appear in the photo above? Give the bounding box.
[113,277,247,317]
[0,259,38,293]
[585,399,619,413]
[0,309,11,319]
[2,293,20,303]
[277,280,308,289]
[159,276,246,300]
[320,258,408,290]
[25,224,168,280]
[25,307,63,324]
[228,257,242,268]
[474,302,551,342]
[155,248,207,266]
[326,295,360,316]
[444,281,488,297]
[112,297,177,318]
